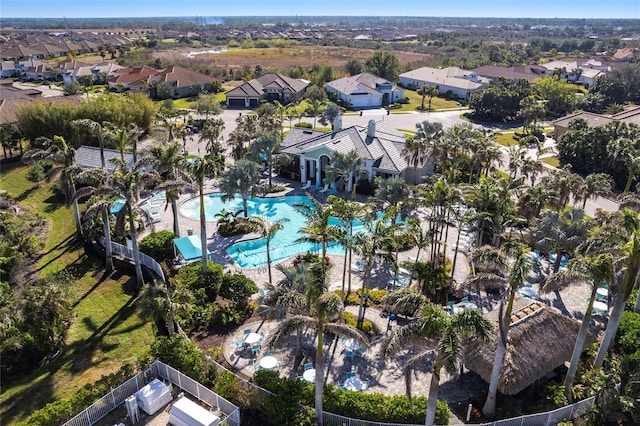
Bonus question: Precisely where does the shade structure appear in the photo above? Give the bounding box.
[173,235,211,262]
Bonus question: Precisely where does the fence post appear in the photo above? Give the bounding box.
[569,402,574,419]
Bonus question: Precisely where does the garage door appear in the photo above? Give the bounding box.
[228,98,245,107]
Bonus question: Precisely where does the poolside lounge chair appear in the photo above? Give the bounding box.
[304,362,313,370]
[319,184,329,193]
[347,371,356,378]
[310,182,320,192]
[344,350,355,361]
[243,328,251,335]
[327,187,337,195]
[235,341,246,349]
[301,180,312,190]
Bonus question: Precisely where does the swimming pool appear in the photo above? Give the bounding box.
[180,194,362,268]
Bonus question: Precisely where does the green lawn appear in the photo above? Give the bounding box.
[0,165,154,425]
[399,89,461,112]
[494,131,519,147]
[540,156,560,167]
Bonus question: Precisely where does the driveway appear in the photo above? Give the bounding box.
[12,81,65,97]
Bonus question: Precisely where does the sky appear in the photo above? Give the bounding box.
[1,0,639,19]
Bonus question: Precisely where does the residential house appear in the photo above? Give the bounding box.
[0,61,17,78]
[540,57,612,88]
[398,66,488,100]
[138,66,214,98]
[225,73,309,108]
[552,104,640,139]
[107,66,158,91]
[612,48,638,62]
[326,72,404,109]
[472,65,547,83]
[281,118,434,188]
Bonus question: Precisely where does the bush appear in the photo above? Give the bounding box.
[342,310,373,334]
[254,370,314,425]
[175,261,223,304]
[294,122,312,129]
[366,289,388,305]
[150,334,207,382]
[212,305,243,326]
[218,218,255,236]
[139,230,175,263]
[266,184,286,193]
[292,252,322,267]
[616,311,640,359]
[26,161,48,182]
[220,273,258,308]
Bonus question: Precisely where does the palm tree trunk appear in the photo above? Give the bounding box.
[347,247,353,295]
[341,244,348,305]
[243,196,249,217]
[69,178,83,239]
[483,293,515,418]
[357,266,370,328]
[129,213,144,288]
[594,271,636,366]
[624,169,634,193]
[295,326,303,359]
[451,231,462,284]
[199,185,208,275]
[314,323,325,426]
[102,208,113,272]
[266,238,272,284]
[171,198,180,237]
[425,363,442,426]
[565,286,598,401]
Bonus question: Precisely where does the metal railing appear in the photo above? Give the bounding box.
[101,238,165,282]
[62,361,240,426]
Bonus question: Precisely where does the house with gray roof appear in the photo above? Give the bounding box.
[280,118,433,189]
[225,73,309,108]
[326,72,404,109]
[553,105,640,139]
[398,66,488,100]
[75,146,134,172]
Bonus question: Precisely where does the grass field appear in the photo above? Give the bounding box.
[0,165,154,425]
[400,89,461,112]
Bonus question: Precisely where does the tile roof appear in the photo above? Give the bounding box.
[327,72,394,96]
[281,121,408,173]
[226,73,309,98]
[399,66,487,90]
[149,66,212,88]
[76,145,133,172]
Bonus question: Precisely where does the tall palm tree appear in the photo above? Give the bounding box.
[23,135,83,238]
[264,260,369,426]
[529,206,591,273]
[607,130,640,193]
[541,166,582,212]
[478,243,531,418]
[573,172,614,209]
[540,253,613,401]
[247,216,288,283]
[219,159,262,218]
[248,130,281,191]
[107,122,143,162]
[185,155,218,275]
[417,84,439,111]
[383,302,492,426]
[107,157,158,287]
[149,142,194,237]
[406,218,431,287]
[354,213,395,328]
[583,208,640,366]
[295,195,340,259]
[373,177,410,224]
[323,149,362,198]
[202,118,226,157]
[328,196,365,299]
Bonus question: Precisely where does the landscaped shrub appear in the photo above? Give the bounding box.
[254,370,314,425]
[218,218,255,236]
[292,252,322,267]
[175,260,223,304]
[220,272,258,309]
[139,230,175,263]
[151,334,207,382]
[266,184,286,193]
[26,161,48,183]
[357,288,388,305]
[294,122,312,129]
[212,305,243,326]
[616,311,640,359]
[342,310,373,334]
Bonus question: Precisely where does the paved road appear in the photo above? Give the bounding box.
[12,81,65,97]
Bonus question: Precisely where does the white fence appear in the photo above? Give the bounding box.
[102,238,165,282]
[63,360,240,426]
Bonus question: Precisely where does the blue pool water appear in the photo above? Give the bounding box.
[180,194,363,268]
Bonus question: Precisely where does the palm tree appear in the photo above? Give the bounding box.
[541,166,582,212]
[149,142,194,237]
[383,302,492,426]
[247,216,288,283]
[138,280,195,335]
[354,213,395,328]
[583,208,640,366]
[248,131,281,191]
[184,156,218,275]
[263,260,369,426]
[107,122,143,162]
[405,218,431,287]
[295,195,340,259]
[219,159,262,217]
[23,135,83,238]
[328,196,365,300]
[107,157,158,287]
[417,84,439,111]
[529,206,591,273]
[540,253,613,401]
[260,263,311,363]
[373,177,410,224]
[517,185,555,224]
[323,149,362,198]
[607,130,640,193]
[478,243,531,418]
[72,119,107,169]
[202,118,226,157]
[574,173,613,209]
[402,137,431,185]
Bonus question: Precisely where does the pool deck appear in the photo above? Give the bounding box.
[141,175,605,424]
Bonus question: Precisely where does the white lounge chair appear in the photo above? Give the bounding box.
[301,180,312,190]
[319,184,329,193]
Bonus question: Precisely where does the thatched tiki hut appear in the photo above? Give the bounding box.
[464,300,594,395]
